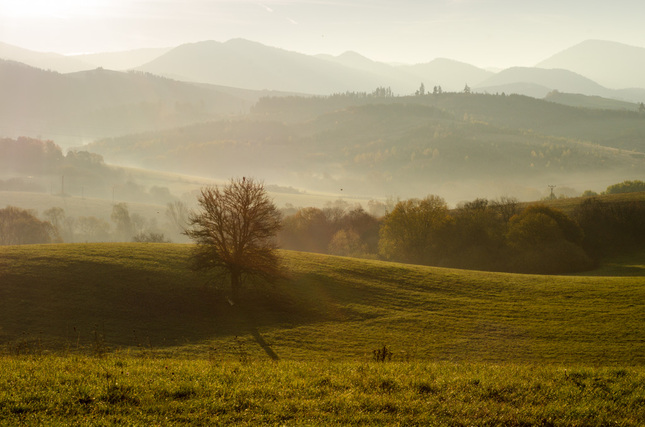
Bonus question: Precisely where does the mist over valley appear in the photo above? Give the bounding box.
[2,37,645,208]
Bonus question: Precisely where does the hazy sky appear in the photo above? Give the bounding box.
[2,0,645,68]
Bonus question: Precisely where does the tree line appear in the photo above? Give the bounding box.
[0,201,189,246]
[180,178,645,303]
[277,191,645,274]
[2,181,644,275]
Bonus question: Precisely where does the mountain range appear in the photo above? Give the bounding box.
[2,37,645,201]
[2,39,645,103]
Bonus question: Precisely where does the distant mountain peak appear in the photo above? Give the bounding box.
[475,66,609,98]
[536,39,645,89]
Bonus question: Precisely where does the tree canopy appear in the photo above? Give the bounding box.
[0,206,58,245]
[378,195,452,265]
[184,178,282,302]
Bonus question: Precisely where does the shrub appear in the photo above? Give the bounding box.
[606,180,645,194]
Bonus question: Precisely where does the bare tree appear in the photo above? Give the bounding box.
[184,177,282,303]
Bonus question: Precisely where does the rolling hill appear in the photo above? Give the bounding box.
[1,243,643,365]
[136,39,496,95]
[71,47,173,71]
[403,58,493,92]
[4,38,645,101]
[475,67,614,98]
[0,41,94,73]
[544,91,640,111]
[537,39,645,90]
[318,52,493,93]
[0,59,258,148]
[136,39,389,95]
[0,42,171,73]
[87,93,645,202]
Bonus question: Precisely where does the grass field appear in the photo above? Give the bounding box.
[2,356,643,425]
[578,248,645,277]
[1,243,643,364]
[1,243,644,424]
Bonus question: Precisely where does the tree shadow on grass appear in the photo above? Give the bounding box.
[0,272,336,356]
[249,326,280,360]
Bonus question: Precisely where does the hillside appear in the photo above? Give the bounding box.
[477,67,609,97]
[136,39,389,95]
[136,39,498,95]
[87,94,645,202]
[135,38,645,99]
[0,60,253,147]
[4,38,645,102]
[0,41,93,73]
[1,244,643,365]
[475,66,645,103]
[71,47,173,71]
[318,53,493,93]
[544,91,640,111]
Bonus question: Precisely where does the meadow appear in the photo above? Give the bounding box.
[2,356,643,425]
[1,243,644,424]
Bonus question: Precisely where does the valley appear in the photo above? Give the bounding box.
[2,33,645,425]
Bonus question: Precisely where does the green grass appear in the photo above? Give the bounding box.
[1,243,644,424]
[1,243,643,366]
[1,355,643,425]
[577,248,645,277]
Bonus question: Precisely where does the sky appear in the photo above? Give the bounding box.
[2,0,645,69]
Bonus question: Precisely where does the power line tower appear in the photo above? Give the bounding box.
[548,185,556,200]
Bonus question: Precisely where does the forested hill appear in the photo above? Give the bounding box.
[0,60,256,147]
[252,93,645,152]
[87,93,645,201]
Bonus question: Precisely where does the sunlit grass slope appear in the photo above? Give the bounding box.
[2,357,644,425]
[1,243,643,365]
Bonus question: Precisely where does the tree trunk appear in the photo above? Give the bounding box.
[230,267,241,303]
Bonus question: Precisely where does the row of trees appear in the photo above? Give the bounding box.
[278,205,380,258]
[278,195,596,274]
[278,193,645,274]
[377,196,593,274]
